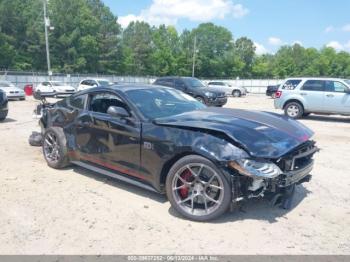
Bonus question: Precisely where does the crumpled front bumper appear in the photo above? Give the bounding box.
[278,160,313,187]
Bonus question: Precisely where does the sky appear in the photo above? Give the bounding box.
[103,0,350,54]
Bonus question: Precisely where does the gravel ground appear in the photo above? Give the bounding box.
[0,95,349,255]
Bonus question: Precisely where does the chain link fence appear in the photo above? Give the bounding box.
[0,70,283,94]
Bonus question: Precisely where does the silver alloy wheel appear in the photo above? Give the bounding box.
[171,163,224,217]
[43,132,60,163]
[287,105,299,117]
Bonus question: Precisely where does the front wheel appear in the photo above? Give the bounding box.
[0,110,8,121]
[195,96,206,104]
[42,127,70,169]
[166,155,232,221]
[284,102,304,119]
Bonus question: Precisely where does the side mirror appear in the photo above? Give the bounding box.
[107,106,130,118]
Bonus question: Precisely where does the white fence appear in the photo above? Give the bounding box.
[0,71,282,94]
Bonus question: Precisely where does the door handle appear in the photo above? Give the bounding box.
[326,94,334,97]
[300,92,307,96]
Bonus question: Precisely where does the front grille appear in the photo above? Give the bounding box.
[276,141,318,172]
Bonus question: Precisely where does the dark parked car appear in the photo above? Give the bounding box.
[0,89,8,121]
[38,85,317,221]
[266,85,280,97]
[154,77,227,107]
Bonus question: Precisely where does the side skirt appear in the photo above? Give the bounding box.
[71,161,159,193]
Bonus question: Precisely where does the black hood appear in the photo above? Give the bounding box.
[154,108,314,159]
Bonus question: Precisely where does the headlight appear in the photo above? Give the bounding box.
[205,92,216,98]
[229,159,282,178]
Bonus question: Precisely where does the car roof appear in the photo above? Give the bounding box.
[76,84,171,95]
[155,76,196,80]
[285,77,347,81]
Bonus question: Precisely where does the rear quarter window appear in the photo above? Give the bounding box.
[281,80,302,90]
[69,94,87,109]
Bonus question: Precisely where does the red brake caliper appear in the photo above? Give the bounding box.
[179,169,192,198]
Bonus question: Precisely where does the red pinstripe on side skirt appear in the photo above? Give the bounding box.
[68,151,145,180]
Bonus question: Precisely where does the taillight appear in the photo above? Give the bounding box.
[275,91,282,98]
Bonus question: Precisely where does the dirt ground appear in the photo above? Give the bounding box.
[0,94,349,255]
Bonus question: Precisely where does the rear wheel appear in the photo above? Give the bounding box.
[42,127,70,169]
[284,102,304,119]
[166,155,231,221]
[232,90,241,97]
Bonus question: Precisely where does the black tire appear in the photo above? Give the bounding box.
[195,96,206,104]
[20,97,25,101]
[302,112,311,117]
[42,127,70,169]
[165,155,232,221]
[0,110,8,121]
[284,101,304,119]
[232,90,241,97]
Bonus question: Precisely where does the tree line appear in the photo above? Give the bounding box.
[1,0,350,79]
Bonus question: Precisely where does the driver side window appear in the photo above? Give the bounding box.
[89,92,128,114]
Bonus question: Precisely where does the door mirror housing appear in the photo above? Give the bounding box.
[107,106,130,118]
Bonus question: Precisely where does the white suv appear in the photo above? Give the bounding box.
[274,78,350,118]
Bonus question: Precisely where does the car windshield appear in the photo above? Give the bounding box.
[0,81,14,87]
[97,80,111,86]
[344,79,350,86]
[51,82,65,86]
[183,78,206,88]
[125,88,206,119]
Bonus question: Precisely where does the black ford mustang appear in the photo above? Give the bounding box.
[38,84,318,221]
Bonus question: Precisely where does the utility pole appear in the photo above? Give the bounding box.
[192,35,197,77]
[43,0,52,79]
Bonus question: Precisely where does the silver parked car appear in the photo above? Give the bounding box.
[0,81,25,100]
[274,78,350,119]
[207,81,247,97]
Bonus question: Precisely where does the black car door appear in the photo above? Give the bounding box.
[75,91,142,179]
[174,79,188,93]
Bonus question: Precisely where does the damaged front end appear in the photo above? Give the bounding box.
[227,140,318,208]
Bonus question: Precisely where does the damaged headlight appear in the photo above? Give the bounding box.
[229,159,282,178]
